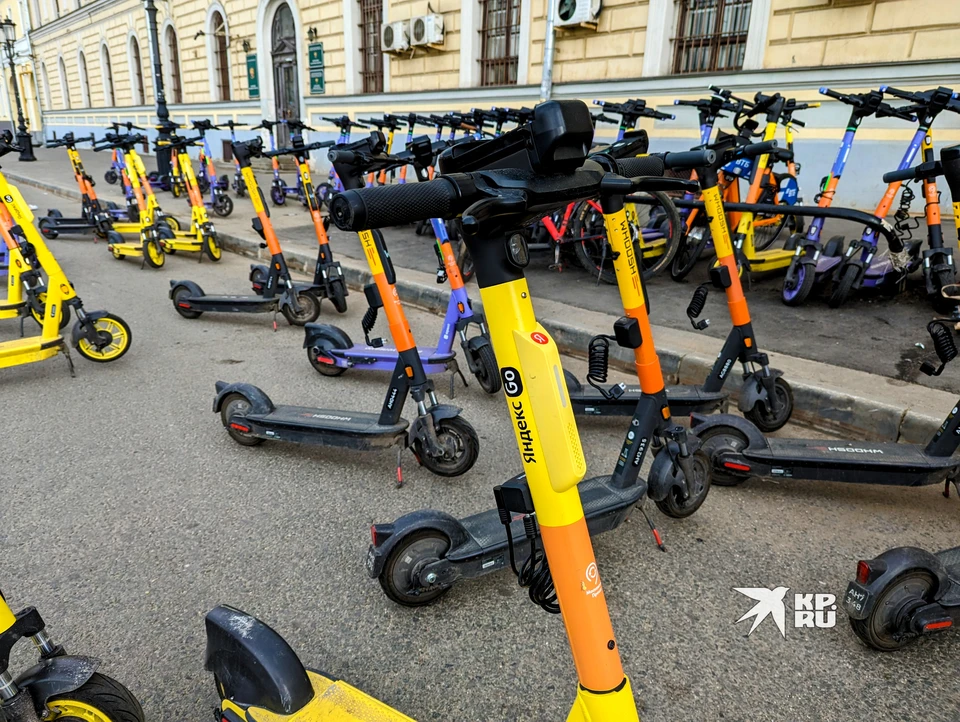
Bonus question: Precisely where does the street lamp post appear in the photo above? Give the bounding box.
[143,0,171,175]
[0,19,35,161]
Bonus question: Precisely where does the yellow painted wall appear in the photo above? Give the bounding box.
[767,0,960,68]
[387,0,460,92]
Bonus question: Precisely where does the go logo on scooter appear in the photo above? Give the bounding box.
[501,366,537,464]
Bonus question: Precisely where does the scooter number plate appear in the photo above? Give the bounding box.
[843,582,871,618]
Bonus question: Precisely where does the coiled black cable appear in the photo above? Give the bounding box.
[517,517,560,614]
[893,183,920,242]
[361,306,378,337]
[929,320,958,364]
[586,335,611,387]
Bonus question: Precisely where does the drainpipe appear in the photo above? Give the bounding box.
[539,0,556,101]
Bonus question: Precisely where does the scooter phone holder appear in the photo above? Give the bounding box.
[512,324,586,493]
[710,265,732,289]
[613,316,642,349]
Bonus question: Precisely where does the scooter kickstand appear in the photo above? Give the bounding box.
[639,503,665,552]
[395,447,404,488]
[62,345,76,378]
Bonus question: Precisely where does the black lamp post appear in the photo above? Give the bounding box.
[143,0,171,175]
[0,19,35,161]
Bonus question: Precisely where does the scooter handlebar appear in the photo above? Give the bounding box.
[614,155,665,179]
[882,166,921,184]
[660,149,717,170]
[331,177,461,231]
[736,139,779,158]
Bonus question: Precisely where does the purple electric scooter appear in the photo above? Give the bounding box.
[781,87,919,305]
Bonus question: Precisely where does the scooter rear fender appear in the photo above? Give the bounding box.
[844,546,949,620]
[15,655,99,717]
[213,382,275,415]
[690,413,768,449]
[367,510,470,578]
[168,279,204,300]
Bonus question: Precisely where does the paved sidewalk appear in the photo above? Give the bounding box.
[9,149,959,441]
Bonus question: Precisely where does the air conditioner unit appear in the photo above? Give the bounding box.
[381,20,410,53]
[411,14,444,46]
[554,0,601,28]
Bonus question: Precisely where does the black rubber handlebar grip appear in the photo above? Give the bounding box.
[819,87,845,101]
[941,146,960,198]
[615,155,665,178]
[662,149,716,170]
[327,150,358,164]
[739,140,779,158]
[331,178,460,231]
[882,166,919,184]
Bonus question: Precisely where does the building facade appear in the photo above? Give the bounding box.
[6,0,960,207]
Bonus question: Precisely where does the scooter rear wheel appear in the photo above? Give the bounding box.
[171,285,202,319]
[849,570,936,651]
[220,393,265,446]
[38,217,58,239]
[48,672,144,722]
[697,426,750,487]
[307,327,350,376]
[378,530,452,607]
[415,416,480,477]
[655,450,712,518]
[744,376,793,433]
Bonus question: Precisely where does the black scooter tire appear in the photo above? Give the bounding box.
[472,340,501,394]
[38,217,58,239]
[849,570,936,651]
[280,291,321,326]
[171,284,202,319]
[329,280,348,314]
[744,377,794,433]
[220,393,264,446]
[307,326,351,376]
[655,450,711,518]
[415,415,480,477]
[104,169,119,185]
[697,426,751,487]
[213,195,234,217]
[781,260,816,307]
[829,264,859,308]
[378,530,452,607]
[49,672,144,722]
[143,238,165,268]
[671,225,711,282]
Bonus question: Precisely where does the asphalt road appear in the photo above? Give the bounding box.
[19,147,960,394]
[1,212,957,721]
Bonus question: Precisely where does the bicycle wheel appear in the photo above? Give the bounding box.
[752,186,787,251]
[671,222,711,281]
[631,191,681,280]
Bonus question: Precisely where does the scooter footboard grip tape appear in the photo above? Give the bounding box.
[615,156,665,179]
[331,178,459,231]
[662,149,716,170]
[882,166,918,184]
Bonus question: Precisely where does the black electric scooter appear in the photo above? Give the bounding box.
[213,132,480,484]
[169,138,321,326]
[844,545,959,651]
[566,136,796,427]
[331,113,714,605]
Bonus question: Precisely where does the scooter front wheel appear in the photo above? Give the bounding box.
[213,195,234,217]
[204,234,222,262]
[378,530,452,607]
[316,182,333,210]
[104,169,119,185]
[280,291,321,325]
[143,238,165,268]
[829,264,859,308]
[162,215,183,232]
[415,416,480,477]
[329,279,348,314]
[48,672,144,722]
[849,570,936,651]
[655,450,711,519]
[270,187,286,206]
[75,313,132,363]
[471,340,501,394]
[744,376,793,433]
[781,260,816,306]
[697,426,750,487]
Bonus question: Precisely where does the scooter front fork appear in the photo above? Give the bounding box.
[783,243,821,286]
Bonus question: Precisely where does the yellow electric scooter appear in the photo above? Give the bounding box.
[205,100,664,722]
[0,139,132,373]
[94,133,167,268]
[0,587,143,722]
[155,133,222,261]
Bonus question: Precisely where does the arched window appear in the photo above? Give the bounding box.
[39,61,51,110]
[129,35,145,104]
[164,25,183,103]
[209,9,230,101]
[100,43,114,106]
[57,56,69,109]
[77,50,90,107]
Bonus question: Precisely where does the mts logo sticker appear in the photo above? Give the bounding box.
[531,332,549,345]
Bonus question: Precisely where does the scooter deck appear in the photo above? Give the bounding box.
[0,335,63,368]
[445,474,646,576]
[570,382,726,416]
[242,405,408,450]
[181,294,280,313]
[741,438,959,485]
[341,344,457,366]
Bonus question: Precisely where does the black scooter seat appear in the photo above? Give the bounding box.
[248,405,408,435]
